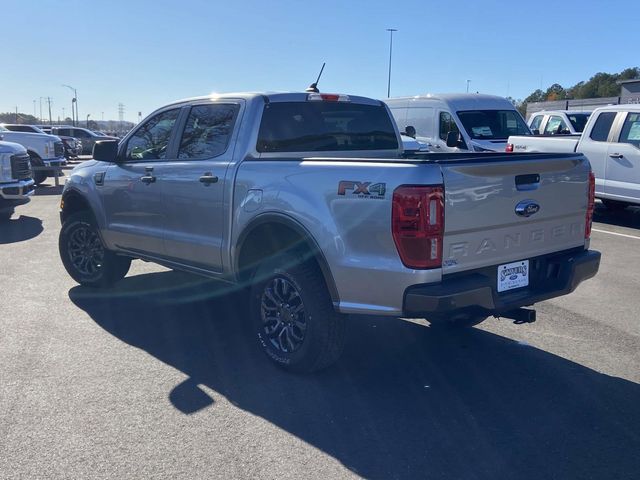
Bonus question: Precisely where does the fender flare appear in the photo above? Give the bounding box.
[235,212,340,305]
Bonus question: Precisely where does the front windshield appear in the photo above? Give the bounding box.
[456,110,530,140]
[567,113,590,132]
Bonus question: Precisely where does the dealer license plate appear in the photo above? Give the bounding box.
[497,260,529,293]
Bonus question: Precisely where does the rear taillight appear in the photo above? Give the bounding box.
[505,143,514,153]
[585,171,595,239]
[392,185,444,269]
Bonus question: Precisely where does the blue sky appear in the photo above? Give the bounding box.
[2,0,638,122]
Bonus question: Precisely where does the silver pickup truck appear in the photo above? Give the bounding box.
[508,105,640,210]
[59,92,601,372]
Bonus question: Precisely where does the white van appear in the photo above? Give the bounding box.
[385,93,531,153]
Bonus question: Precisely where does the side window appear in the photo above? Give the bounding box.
[529,115,543,132]
[178,104,239,159]
[439,111,459,141]
[544,115,569,135]
[618,112,640,148]
[125,109,180,160]
[58,128,71,136]
[589,112,617,142]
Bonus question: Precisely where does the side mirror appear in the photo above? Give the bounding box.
[93,140,119,162]
[532,129,540,135]
[404,125,416,138]
[446,131,461,148]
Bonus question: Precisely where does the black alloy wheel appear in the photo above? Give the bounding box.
[260,276,308,354]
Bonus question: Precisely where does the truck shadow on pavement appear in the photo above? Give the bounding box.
[34,184,64,196]
[69,270,640,480]
[593,202,640,230]
[0,215,43,244]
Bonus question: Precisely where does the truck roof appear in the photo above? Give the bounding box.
[591,104,640,113]
[386,93,516,111]
[532,110,593,115]
[165,92,384,109]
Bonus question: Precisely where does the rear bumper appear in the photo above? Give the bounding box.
[403,248,600,317]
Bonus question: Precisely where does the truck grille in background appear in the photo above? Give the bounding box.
[10,154,32,180]
[54,141,64,157]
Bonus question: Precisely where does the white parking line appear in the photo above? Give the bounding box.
[592,228,640,240]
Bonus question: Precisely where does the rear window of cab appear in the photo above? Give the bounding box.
[257,102,398,152]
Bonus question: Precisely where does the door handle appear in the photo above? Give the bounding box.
[140,174,156,184]
[609,153,623,159]
[199,173,219,186]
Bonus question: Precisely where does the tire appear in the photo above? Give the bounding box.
[250,252,345,373]
[28,152,47,185]
[601,199,628,211]
[0,209,14,222]
[59,211,131,287]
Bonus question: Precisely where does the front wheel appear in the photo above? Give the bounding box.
[59,212,131,287]
[250,253,345,373]
[28,152,48,185]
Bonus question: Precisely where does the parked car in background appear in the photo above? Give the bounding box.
[508,105,640,210]
[59,91,600,372]
[0,140,34,221]
[385,93,531,153]
[50,126,118,155]
[528,110,592,135]
[0,125,65,184]
[8,124,82,160]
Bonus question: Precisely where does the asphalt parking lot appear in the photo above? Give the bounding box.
[1,180,639,480]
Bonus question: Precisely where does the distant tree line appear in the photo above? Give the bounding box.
[0,112,40,124]
[507,67,640,115]
[0,114,117,131]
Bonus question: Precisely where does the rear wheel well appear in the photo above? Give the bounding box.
[237,221,338,303]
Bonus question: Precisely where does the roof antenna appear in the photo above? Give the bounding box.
[306,63,325,93]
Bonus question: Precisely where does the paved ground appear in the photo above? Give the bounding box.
[1,181,639,479]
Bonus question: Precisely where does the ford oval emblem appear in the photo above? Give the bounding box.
[515,200,540,217]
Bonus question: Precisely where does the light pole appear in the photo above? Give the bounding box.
[62,84,78,126]
[39,97,44,123]
[33,100,36,118]
[386,28,397,98]
[62,107,65,122]
[86,114,91,128]
[466,80,471,93]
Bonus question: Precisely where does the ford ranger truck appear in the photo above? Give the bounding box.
[0,125,65,185]
[507,105,640,210]
[58,92,601,372]
[0,141,34,221]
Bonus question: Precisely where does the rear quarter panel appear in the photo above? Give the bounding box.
[232,159,443,315]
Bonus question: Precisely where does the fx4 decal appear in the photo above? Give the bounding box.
[337,181,386,199]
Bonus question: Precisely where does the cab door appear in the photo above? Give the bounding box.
[437,110,465,152]
[605,111,640,201]
[581,110,618,197]
[160,101,243,272]
[100,108,181,256]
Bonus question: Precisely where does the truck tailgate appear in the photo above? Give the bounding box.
[440,153,588,274]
